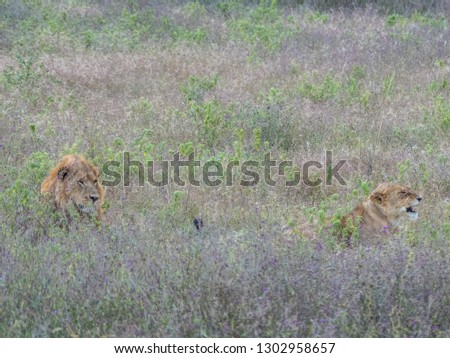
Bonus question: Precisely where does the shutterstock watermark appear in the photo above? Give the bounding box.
[101,151,347,187]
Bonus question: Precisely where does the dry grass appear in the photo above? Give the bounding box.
[1,1,449,337]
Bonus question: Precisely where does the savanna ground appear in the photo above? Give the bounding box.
[1,0,449,338]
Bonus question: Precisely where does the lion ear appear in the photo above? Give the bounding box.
[369,191,385,204]
[57,166,69,180]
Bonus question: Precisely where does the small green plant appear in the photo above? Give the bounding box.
[114,138,124,148]
[410,11,446,27]
[382,72,396,97]
[133,129,154,161]
[173,27,206,44]
[433,95,450,130]
[119,7,153,47]
[397,159,411,182]
[306,11,329,24]
[386,12,446,28]
[232,128,245,160]
[156,13,206,45]
[227,0,298,54]
[290,63,300,75]
[360,90,371,110]
[29,123,37,135]
[62,140,83,156]
[2,53,42,88]
[83,29,94,49]
[128,98,154,119]
[183,1,206,18]
[253,128,262,151]
[1,152,52,234]
[158,190,189,227]
[346,65,365,99]
[298,73,341,102]
[98,138,125,165]
[358,181,372,196]
[217,1,243,18]
[435,59,447,68]
[386,14,405,26]
[418,162,431,185]
[179,141,194,157]
[428,79,448,93]
[172,190,186,206]
[191,99,226,148]
[266,87,284,105]
[250,104,295,151]
[342,216,361,244]
[180,75,218,102]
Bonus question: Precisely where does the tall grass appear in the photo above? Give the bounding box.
[1,0,449,337]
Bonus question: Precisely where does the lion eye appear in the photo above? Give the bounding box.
[93,180,98,184]
[78,180,85,186]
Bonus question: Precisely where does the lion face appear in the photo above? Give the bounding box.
[64,167,102,215]
[41,155,105,219]
[339,182,422,246]
[369,183,422,222]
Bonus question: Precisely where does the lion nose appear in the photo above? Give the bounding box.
[90,195,99,203]
[417,197,422,202]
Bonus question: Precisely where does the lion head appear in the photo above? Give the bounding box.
[339,182,422,245]
[368,182,422,223]
[41,155,105,220]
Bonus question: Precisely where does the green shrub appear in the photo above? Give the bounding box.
[298,73,341,102]
[227,0,298,54]
[180,75,218,103]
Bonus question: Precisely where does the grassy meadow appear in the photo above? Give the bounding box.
[1,0,449,337]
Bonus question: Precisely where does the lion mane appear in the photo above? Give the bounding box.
[41,154,105,221]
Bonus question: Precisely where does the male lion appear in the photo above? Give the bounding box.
[339,182,422,245]
[41,154,105,221]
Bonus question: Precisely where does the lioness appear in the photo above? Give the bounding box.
[41,154,105,221]
[339,182,422,244]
